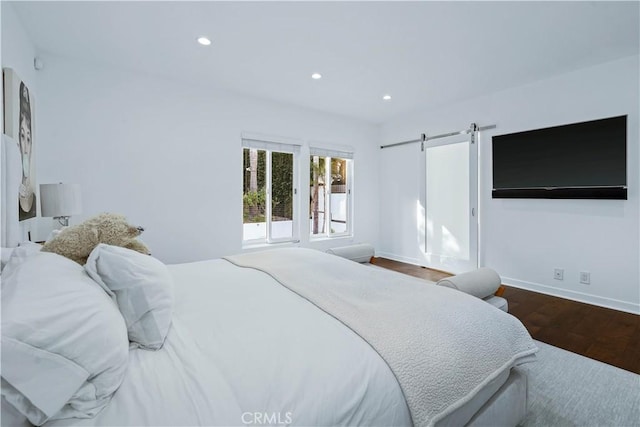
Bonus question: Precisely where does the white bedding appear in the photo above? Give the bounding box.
[46,259,411,427]
[226,249,537,426]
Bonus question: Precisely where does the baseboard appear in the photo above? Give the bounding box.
[502,277,640,315]
[376,251,427,268]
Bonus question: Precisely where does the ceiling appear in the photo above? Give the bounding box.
[9,1,640,124]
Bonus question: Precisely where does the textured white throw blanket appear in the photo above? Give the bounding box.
[225,248,537,427]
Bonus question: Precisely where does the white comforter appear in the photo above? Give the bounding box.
[226,249,537,426]
[46,259,411,427]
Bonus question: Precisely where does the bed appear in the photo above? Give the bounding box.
[1,244,537,427]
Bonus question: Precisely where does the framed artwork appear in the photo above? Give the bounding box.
[3,68,36,221]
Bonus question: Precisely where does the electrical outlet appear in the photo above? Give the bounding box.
[554,268,564,280]
[580,272,591,285]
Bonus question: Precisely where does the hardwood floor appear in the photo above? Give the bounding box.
[372,258,452,282]
[373,257,640,375]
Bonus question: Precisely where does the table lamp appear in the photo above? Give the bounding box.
[40,183,82,227]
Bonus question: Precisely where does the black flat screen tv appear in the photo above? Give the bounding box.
[492,115,627,200]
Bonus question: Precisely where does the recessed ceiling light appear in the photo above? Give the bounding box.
[311,73,322,80]
[383,94,392,101]
[197,36,211,46]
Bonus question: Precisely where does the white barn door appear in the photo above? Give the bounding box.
[423,133,478,274]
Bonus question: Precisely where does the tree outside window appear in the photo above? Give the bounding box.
[242,141,298,243]
[310,153,351,237]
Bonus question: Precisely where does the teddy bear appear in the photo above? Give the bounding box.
[41,213,150,265]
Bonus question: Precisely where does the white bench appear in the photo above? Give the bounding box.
[436,268,508,312]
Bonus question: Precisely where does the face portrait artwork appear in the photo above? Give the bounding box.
[18,81,36,221]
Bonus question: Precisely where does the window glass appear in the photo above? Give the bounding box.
[310,156,327,236]
[242,140,299,243]
[309,154,351,237]
[270,151,294,240]
[330,157,348,235]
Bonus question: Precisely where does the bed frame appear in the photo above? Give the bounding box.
[440,368,528,426]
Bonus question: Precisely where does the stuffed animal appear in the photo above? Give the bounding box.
[41,213,150,265]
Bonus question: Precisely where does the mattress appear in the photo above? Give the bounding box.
[42,257,529,427]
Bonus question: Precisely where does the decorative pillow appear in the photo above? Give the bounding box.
[85,244,174,350]
[41,213,150,265]
[1,251,129,425]
[436,267,502,299]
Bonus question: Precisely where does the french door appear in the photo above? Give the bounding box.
[423,134,478,274]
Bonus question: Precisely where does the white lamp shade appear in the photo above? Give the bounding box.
[40,183,82,218]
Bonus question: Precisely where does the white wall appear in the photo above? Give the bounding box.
[1,2,43,242]
[379,55,640,314]
[1,2,37,131]
[35,55,380,263]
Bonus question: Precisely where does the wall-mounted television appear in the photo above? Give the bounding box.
[492,115,627,200]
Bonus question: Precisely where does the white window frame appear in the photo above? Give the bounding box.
[242,136,301,245]
[309,146,354,239]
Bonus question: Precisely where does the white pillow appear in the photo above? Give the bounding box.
[1,395,31,427]
[13,241,41,255]
[45,227,66,243]
[0,247,14,272]
[1,241,41,276]
[1,251,129,425]
[85,244,174,350]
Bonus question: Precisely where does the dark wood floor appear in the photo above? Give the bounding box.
[373,258,452,282]
[373,257,640,375]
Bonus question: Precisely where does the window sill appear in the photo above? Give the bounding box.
[242,240,300,250]
[309,234,354,243]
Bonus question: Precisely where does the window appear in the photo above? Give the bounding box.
[243,138,299,244]
[309,147,353,238]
